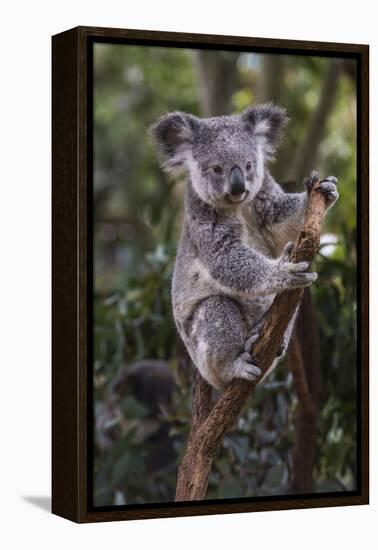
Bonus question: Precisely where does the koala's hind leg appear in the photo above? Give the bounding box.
[186,295,261,390]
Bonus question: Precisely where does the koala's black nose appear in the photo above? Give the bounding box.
[230,166,245,196]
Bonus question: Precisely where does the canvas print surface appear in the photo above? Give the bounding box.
[92,43,357,507]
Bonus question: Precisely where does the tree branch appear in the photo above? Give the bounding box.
[175,179,328,502]
[280,182,322,492]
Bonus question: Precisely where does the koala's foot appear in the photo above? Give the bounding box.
[304,170,339,208]
[229,352,261,383]
[244,322,282,358]
[245,321,291,361]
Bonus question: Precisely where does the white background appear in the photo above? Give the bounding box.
[0,1,375,548]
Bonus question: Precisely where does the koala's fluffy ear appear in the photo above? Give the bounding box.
[241,103,288,156]
[149,112,200,174]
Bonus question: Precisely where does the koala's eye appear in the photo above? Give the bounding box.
[246,161,252,171]
[212,165,223,175]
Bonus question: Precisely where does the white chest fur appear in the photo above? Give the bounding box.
[234,207,279,259]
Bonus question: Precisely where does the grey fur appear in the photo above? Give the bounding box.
[150,104,339,390]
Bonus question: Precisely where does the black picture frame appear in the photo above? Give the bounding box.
[52,25,369,523]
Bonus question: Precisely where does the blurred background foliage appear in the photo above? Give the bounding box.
[93,44,357,506]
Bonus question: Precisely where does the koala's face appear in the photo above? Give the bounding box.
[150,104,287,208]
[187,120,265,207]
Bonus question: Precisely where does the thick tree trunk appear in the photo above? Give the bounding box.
[175,179,328,501]
[256,55,285,104]
[286,59,343,183]
[192,51,239,117]
[289,291,321,493]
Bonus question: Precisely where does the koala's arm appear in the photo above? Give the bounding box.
[192,220,316,297]
[254,186,307,235]
[254,172,339,242]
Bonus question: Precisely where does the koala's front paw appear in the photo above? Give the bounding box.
[278,244,318,289]
[317,176,339,207]
[304,170,339,208]
[284,263,318,289]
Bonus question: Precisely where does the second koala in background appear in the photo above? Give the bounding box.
[150,104,339,390]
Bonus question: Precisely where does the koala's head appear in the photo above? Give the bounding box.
[150,103,288,208]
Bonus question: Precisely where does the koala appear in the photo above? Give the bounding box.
[150,104,338,390]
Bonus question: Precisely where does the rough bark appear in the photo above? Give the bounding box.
[280,184,322,493]
[175,180,328,502]
[289,329,315,417]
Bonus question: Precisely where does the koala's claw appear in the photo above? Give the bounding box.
[233,352,262,382]
[244,331,260,353]
[303,170,320,192]
[281,241,294,261]
[289,271,318,288]
[279,256,310,274]
[286,261,310,273]
[279,242,303,267]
